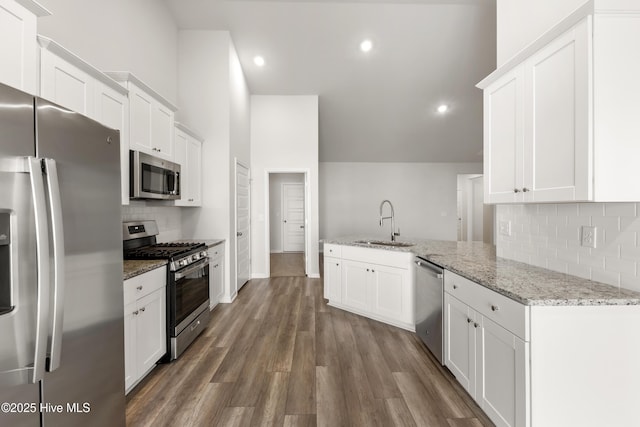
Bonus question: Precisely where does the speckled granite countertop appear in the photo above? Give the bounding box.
[123,260,167,281]
[322,236,640,306]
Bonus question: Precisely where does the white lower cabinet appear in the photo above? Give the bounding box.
[323,244,414,330]
[445,271,529,427]
[209,243,225,309]
[123,267,167,394]
[323,255,342,303]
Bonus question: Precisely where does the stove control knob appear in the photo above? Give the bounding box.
[179,259,187,267]
[200,250,208,258]
[192,254,199,262]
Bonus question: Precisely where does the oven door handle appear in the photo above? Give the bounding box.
[174,258,209,280]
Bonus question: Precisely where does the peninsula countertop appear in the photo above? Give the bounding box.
[322,236,640,306]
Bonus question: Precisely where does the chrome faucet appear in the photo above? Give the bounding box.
[379,199,400,241]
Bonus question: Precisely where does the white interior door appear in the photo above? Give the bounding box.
[282,183,305,252]
[235,161,250,291]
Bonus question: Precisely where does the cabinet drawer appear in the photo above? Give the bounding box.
[324,243,342,258]
[209,243,224,260]
[124,266,166,305]
[445,271,529,340]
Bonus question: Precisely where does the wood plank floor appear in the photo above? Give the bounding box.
[270,253,306,277]
[126,273,494,427]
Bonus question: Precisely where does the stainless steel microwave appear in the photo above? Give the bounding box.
[130,150,180,200]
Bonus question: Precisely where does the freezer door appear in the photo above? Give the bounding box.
[35,98,125,427]
[0,84,41,426]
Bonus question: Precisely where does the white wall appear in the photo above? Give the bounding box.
[496,0,585,67]
[37,0,178,102]
[320,162,482,242]
[178,30,251,302]
[269,173,305,253]
[251,96,319,278]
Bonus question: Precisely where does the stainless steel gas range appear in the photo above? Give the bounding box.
[123,221,209,361]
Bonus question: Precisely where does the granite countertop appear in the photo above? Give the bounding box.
[322,236,640,306]
[123,259,168,281]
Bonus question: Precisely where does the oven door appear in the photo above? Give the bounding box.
[170,258,210,336]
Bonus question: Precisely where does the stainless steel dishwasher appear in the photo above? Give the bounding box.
[414,257,444,364]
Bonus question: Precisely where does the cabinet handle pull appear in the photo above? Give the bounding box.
[133,310,139,316]
[371,269,375,273]
[522,187,529,192]
[491,305,499,312]
[453,284,458,289]
[136,286,143,291]
[140,307,146,312]
[467,318,472,323]
[335,263,339,266]
[514,188,521,193]
[474,322,479,328]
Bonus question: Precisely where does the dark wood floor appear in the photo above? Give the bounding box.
[126,273,493,426]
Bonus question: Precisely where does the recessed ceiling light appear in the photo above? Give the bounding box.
[437,104,449,113]
[253,56,265,67]
[360,39,373,53]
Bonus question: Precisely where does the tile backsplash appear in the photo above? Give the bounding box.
[496,203,640,292]
[122,201,183,242]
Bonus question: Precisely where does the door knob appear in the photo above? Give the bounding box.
[284,220,287,223]
[300,225,304,229]
[237,232,243,237]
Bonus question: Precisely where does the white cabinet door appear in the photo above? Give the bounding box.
[94,81,129,205]
[123,301,137,392]
[0,0,38,94]
[371,264,411,324]
[129,85,154,154]
[152,104,174,160]
[209,249,225,309]
[187,138,202,205]
[444,293,476,398]
[523,18,590,202]
[484,66,525,204]
[323,256,342,303]
[341,259,370,312]
[40,48,94,117]
[174,128,202,207]
[135,287,166,376]
[476,316,529,427]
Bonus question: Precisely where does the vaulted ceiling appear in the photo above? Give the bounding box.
[163,0,496,162]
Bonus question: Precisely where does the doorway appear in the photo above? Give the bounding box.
[268,173,306,277]
[457,174,495,244]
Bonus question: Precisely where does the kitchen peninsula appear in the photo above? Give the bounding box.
[322,236,640,427]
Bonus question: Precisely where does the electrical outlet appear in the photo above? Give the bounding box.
[581,225,597,248]
[499,220,511,236]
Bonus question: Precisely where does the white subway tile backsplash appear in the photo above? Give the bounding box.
[496,202,640,291]
[605,203,636,217]
[122,203,183,241]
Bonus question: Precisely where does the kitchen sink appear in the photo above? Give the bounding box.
[354,240,415,248]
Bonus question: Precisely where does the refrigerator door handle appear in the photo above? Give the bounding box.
[28,157,51,383]
[44,159,65,372]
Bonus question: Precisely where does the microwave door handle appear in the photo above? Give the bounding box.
[28,157,51,383]
[43,159,65,372]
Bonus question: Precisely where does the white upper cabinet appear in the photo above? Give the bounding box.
[38,36,130,205]
[0,0,49,94]
[479,1,640,203]
[106,72,178,162]
[173,122,203,207]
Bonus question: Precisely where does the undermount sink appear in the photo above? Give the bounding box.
[354,240,415,248]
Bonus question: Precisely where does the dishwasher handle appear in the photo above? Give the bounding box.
[415,259,444,279]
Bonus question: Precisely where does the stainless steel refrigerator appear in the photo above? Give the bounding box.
[0,82,125,426]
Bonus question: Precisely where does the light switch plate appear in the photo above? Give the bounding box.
[499,220,511,236]
[581,225,597,248]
